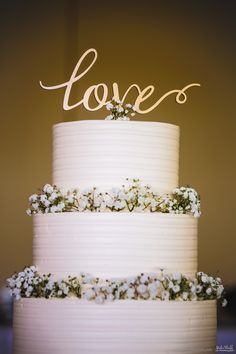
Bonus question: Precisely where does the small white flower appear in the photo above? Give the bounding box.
[140,274,148,283]
[137,284,147,295]
[125,103,132,108]
[168,281,174,289]
[13,288,21,300]
[222,298,227,307]
[217,285,224,297]
[172,285,180,293]
[196,285,203,293]
[7,278,15,288]
[118,107,124,113]
[148,283,158,298]
[43,199,51,207]
[33,278,39,285]
[67,196,74,204]
[191,285,196,294]
[106,102,113,110]
[79,198,88,209]
[57,202,65,211]
[201,275,208,283]
[84,289,96,301]
[114,200,126,210]
[63,287,69,295]
[50,205,58,213]
[27,286,33,293]
[161,290,170,300]
[16,281,22,288]
[151,200,158,208]
[105,115,114,120]
[106,294,114,302]
[29,194,38,202]
[126,288,135,299]
[182,292,189,300]
[120,283,129,292]
[117,116,130,121]
[40,194,47,202]
[206,287,212,295]
[46,281,54,291]
[95,294,105,304]
[32,203,39,210]
[189,192,196,203]
[49,192,58,202]
[208,277,214,284]
[103,194,114,208]
[43,184,54,194]
[26,209,32,216]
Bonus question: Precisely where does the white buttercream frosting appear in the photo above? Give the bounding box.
[13,119,217,354]
[52,120,179,193]
[13,299,216,354]
[33,212,198,278]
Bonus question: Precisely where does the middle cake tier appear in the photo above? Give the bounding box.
[33,213,197,278]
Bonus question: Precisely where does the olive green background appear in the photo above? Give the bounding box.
[0,0,235,288]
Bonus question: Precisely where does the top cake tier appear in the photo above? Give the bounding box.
[53,120,179,192]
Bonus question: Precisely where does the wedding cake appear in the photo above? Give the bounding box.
[8,105,225,353]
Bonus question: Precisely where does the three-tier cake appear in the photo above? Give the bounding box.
[10,119,222,354]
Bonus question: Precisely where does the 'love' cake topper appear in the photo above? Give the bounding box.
[40,48,200,114]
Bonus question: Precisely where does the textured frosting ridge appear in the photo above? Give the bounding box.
[13,299,216,354]
[52,120,179,192]
[33,213,198,278]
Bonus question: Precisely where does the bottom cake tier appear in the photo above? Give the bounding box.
[13,298,216,354]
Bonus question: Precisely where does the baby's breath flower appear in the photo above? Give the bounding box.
[29,194,38,202]
[222,298,227,307]
[172,284,180,293]
[43,184,54,194]
[105,100,135,120]
[206,287,212,295]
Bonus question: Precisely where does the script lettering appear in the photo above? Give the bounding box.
[40,48,200,114]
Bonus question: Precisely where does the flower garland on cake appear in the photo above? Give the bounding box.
[7,266,227,306]
[26,179,201,217]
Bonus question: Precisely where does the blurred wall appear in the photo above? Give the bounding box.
[0,0,235,287]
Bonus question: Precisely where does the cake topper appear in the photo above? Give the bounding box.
[40,48,200,114]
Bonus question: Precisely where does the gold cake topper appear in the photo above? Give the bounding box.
[40,48,200,114]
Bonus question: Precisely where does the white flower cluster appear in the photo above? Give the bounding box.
[195,271,227,306]
[26,179,201,217]
[7,267,227,307]
[105,100,136,120]
[80,270,226,306]
[26,184,77,215]
[6,267,81,300]
[166,186,201,218]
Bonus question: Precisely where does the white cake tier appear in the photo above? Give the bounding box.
[52,120,179,193]
[13,299,216,354]
[33,213,198,278]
